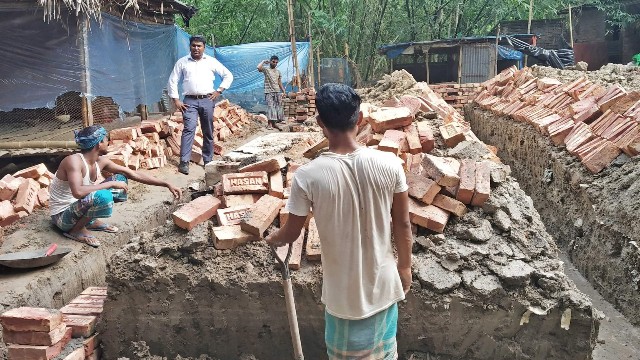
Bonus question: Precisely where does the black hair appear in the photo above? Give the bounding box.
[270,55,279,61]
[189,35,206,45]
[316,83,361,132]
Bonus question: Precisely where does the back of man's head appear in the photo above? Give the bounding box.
[316,83,361,132]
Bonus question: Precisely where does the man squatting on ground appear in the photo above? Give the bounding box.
[267,83,413,360]
[168,35,234,175]
[49,126,182,248]
[257,55,286,128]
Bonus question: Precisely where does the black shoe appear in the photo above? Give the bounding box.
[178,162,189,175]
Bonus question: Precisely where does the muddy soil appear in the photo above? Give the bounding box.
[531,64,640,91]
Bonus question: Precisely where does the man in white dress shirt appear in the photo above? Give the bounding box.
[167,35,234,175]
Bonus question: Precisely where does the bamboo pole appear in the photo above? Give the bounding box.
[525,0,534,67]
[316,48,321,86]
[307,13,315,88]
[0,141,79,149]
[425,48,430,84]
[457,45,463,84]
[80,15,94,127]
[286,0,301,89]
[568,6,574,48]
[495,25,500,75]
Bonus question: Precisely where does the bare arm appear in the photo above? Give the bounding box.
[257,60,267,72]
[278,72,286,93]
[66,158,123,199]
[391,190,412,294]
[99,158,182,199]
[266,214,306,246]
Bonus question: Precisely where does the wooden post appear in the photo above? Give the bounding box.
[316,48,321,86]
[286,0,301,89]
[308,13,315,88]
[525,0,534,67]
[344,42,350,59]
[568,6,574,48]
[425,48,430,84]
[138,104,148,120]
[495,25,501,74]
[80,16,94,127]
[457,45,463,84]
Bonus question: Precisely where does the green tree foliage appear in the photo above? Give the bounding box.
[177,0,637,82]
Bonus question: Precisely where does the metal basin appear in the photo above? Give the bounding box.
[0,247,72,269]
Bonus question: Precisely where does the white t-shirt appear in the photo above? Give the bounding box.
[287,147,408,320]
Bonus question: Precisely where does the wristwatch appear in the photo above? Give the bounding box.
[216,88,224,94]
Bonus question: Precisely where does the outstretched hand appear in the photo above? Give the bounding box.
[167,184,182,199]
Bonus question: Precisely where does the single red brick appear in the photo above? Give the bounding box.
[222,172,270,195]
[83,333,100,356]
[582,140,621,173]
[471,161,491,207]
[439,123,465,148]
[378,129,407,155]
[408,199,450,233]
[59,304,103,316]
[456,160,476,205]
[14,178,39,214]
[306,218,321,261]
[275,229,304,270]
[61,314,96,338]
[240,195,283,236]
[172,195,221,231]
[421,155,460,187]
[13,164,48,179]
[268,171,285,199]
[80,287,107,297]
[109,127,137,141]
[239,155,287,173]
[0,307,63,332]
[0,175,22,201]
[416,121,435,153]
[6,327,71,360]
[303,138,329,159]
[140,121,161,133]
[406,173,441,204]
[369,107,414,133]
[69,296,104,307]
[0,199,16,221]
[216,205,252,226]
[403,124,422,154]
[211,225,258,250]
[221,194,262,208]
[432,194,468,217]
[2,323,68,346]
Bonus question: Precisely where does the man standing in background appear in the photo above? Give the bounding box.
[168,35,234,175]
[257,55,286,129]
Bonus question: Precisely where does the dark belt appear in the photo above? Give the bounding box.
[185,94,211,99]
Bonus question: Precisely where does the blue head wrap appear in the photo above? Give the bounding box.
[74,126,107,150]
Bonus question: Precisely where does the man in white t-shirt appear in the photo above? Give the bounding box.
[266,83,412,360]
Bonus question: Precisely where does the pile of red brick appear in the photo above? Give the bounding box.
[106,100,252,168]
[0,286,104,360]
[353,87,500,234]
[430,82,482,112]
[283,88,317,122]
[171,154,322,269]
[0,164,53,229]
[474,66,640,173]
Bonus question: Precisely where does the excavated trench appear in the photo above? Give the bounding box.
[466,106,640,325]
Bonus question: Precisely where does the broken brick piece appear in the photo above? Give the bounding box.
[303,138,329,159]
[211,225,258,250]
[408,199,450,233]
[6,327,71,360]
[406,173,441,204]
[216,205,252,226]
[471,161,491,207]
[378,129,407,155]
[432,194,467,217]
[13,164,48,179]
[269,171,284,199]
[2,323,68,346]
[416,122,435,153]
[172,195,221,231]
[240,195,283,236]
[222,172,270,195]
[222,194,262,208]
[62,314,97,338]
[306,218,321,261]
[456,160,476,205]
[369,107,414,133]
[14,178,39,213]
[421,154,460,187]
[403,124,422,154]
[109,127,137,141]
[0,307,63,332]
[275,229,304,270]
[83,333,100,356]
[0,175,22,201]
[239,155,287,173]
